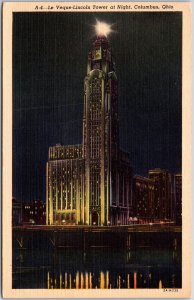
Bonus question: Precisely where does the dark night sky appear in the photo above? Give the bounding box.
[13,12,182,202]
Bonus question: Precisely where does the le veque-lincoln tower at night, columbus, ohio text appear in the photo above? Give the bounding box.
[46,22,133,226]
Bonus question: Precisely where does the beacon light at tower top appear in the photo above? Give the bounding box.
[94,20,113,37]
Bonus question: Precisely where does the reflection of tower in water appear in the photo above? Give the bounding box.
[47,270,168,289]
[13,239,181,289]
[47,271,110,289]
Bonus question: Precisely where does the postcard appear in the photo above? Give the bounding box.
[2,2,192,298]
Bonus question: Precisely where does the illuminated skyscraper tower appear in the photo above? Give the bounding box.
[83,34,132,225]
[46,25,133,226]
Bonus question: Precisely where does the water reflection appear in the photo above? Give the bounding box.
[47,270,138,289]
[13,246,181,289]
[46,268,178,289]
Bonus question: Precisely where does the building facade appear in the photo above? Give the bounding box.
[46,35,133,226]
[148,169,173,220]
[133,175,155,222]
[174,173,182,225]
[46,144,84,225]
[83,35,132,225]
[22,200,46,225]
[12,198,22,226]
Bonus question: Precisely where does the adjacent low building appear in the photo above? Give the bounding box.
[133,176,154,222]
[148,169,173,221]
[12,198,22,226]
[46,144,84,225]
[132,169,179,223]
[174,173,182,225]
[22,200,46,225]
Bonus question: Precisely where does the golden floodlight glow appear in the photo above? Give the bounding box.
[95,20,113,37]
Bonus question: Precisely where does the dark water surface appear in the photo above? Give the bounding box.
[13,233,181,289]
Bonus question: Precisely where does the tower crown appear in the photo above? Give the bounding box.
[96,34,106,39]
[94,34,109,43]
[87,36,115,74]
